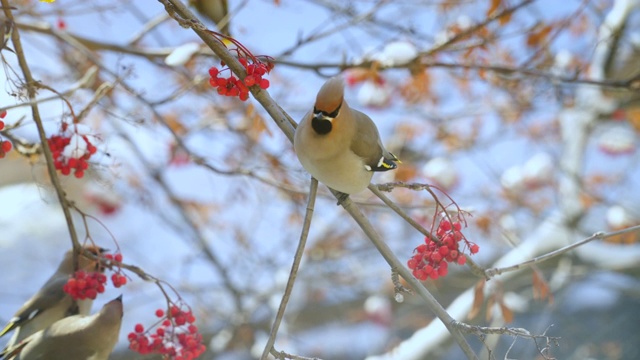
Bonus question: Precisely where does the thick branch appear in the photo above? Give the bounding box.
[1,1,81,257]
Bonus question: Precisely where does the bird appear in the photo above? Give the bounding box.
[0,296,123,360]
[294,76,399,201]
[190,0,231,37]
[0,246,107,349]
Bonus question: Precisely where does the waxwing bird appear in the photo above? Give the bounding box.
[190,0,231,37]
[294,76,399,198]
[1,296,123,360]
[0,246,106,348]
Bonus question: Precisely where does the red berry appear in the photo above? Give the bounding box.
[1,141,11,152]
[114,253,123,262]
[470,244,480,254]
[424,265,433,274]
[0,121,4,131]
[457,256,467,265]
[259,79,270,89]
[437,266,448,277]
[135,323,144,333]
[439,220,452,232]
[453,221,462,231]
[74,170,84,179]
[156,309,165,317]
[244,75,256,87]
[0,110,6,118]
[208,67,219,77]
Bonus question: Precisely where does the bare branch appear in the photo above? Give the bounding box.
[485,225,640,277]
[261,178,318,360]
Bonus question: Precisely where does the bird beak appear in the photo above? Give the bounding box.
[313,113,332,122]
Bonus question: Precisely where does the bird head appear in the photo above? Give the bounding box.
[311,76,345,134]
[59,245,108,274]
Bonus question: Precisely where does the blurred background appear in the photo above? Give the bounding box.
[0,0,639,359]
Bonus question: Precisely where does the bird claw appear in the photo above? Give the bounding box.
[335,192,349,205]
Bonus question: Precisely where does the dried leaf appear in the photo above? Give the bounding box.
[475,215,492,235]
[469,280,485,320]
[498,11,512,26]
[532,268,553,304]
[487,0,501,17]
[626,107,640,132]
[606,232,639,244]
[162,113,188,136]
[485,293,495,322]
[526,24,553,48]
[399,71,432,104]
[394,164,417,182]
[245,103,272,141]
[498,299,514,323]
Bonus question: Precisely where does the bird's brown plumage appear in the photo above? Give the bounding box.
[294,76,398,195]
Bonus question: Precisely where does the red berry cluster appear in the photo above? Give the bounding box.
[47,125,98,178]
[128,304,205,359]
[0,110,12,159]
[104,252,128,288]
[408,219,479,281]
[208,56,273,101]
[63,252,128,300]
[63,270,107,300]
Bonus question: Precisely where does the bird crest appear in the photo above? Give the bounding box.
[313,76,344,118]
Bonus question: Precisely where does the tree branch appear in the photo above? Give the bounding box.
[261,178,318,360]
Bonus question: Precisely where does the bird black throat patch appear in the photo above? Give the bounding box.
[311,116,332,134]
[311,102,341,135]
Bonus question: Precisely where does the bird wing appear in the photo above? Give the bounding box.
[0,276,69,337]
[350,110,398,172]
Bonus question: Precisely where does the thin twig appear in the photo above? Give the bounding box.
[261,178,318,360]
[485,225,640,277]
[368,184,432,239]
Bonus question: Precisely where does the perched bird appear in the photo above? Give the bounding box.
[190,0,231,37]
[294,76,399,200]
[1,296,123,360]
[0,246,106,348]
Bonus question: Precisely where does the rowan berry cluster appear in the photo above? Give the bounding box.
[104,252,128,288]
[63,270,107,300]
[208,56,272,101]
[408,219,479,281]
[0,110,12,159]
[47,123,98,178]
[63,252,127,300]
[128,304,206,360]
